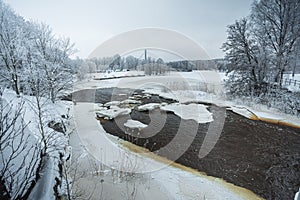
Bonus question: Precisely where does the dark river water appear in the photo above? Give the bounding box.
[73,88,300,200]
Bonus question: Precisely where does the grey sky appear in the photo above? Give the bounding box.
[4,0,253,59]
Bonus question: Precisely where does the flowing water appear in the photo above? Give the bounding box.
[74,87,300,200]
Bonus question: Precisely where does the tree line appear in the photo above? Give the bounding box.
[84,54,171,76]
[85,54,224,76]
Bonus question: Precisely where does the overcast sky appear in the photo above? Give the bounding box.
[4,0,253,59]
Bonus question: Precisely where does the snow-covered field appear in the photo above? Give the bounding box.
[91,70,145,79]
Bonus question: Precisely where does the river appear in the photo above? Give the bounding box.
[72,87,300,200]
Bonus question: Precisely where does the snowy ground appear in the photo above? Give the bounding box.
[70,70,282,199]
[283,73,300,92]
[90,70,145,80]
[2,90,73,200]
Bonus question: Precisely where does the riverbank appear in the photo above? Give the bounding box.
[71,71,298,199]
[93,87,299,199]
[71,101,262,199]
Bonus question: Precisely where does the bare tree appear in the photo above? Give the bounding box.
[222,18,267,96]
[76,60,89,81]
[0,94,41,199]
[0,2,27,95]
[32,23,75,103]
[125,56,139,70]
[291,38,300,77]
[252,0,300,86]
[222,0,300,114]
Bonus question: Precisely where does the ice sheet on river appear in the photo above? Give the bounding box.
[161,103,213,123]
[96,105,131,119]
[124,119,148,129]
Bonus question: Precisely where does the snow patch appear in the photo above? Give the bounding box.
[137,103,162,111]
[295,188,300,200]
[104,101,120,107]
[121,99,141,104]
[161,103,213,123]
[96,106,131,119]
[124,119,148,129]
[228,106,256,119]
[228,105,300,128]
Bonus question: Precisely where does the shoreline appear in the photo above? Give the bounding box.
[121,140,263,200]
[71,72,300,199]
[72,102,265,199]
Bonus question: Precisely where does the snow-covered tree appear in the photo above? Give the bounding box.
[32,23,75,103]
[222,18,267,96]
[252,0,300,86]
[222,0,300,114]
[291,38,300,77]
[86,60,96,73]
[0,1,74,199]
[223,0,300,91]
[75,59,88,80]
[108,54,121,70]
[0,0,75,101]
[0,2,27,95]
[125,55,139,70]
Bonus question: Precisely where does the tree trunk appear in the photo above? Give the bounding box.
[12,75,20,96]
[50,88,55,104]
[279,68,285,87]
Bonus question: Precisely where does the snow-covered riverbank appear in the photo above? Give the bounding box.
[72,102,262,200]
[2,90,73,199]
[70,70,283,199]
[75,71,300,128]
